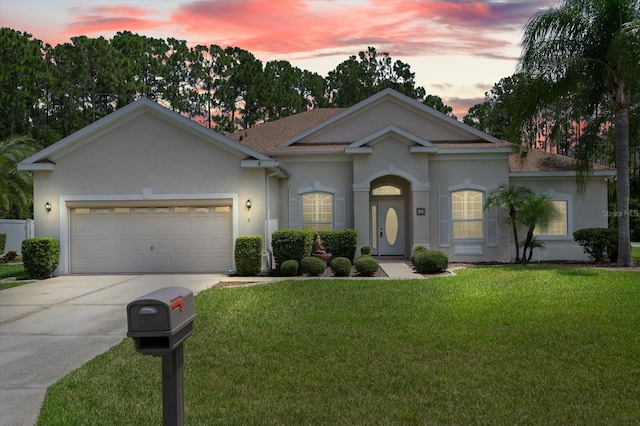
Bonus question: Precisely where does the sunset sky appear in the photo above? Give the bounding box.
[1,0,559,117]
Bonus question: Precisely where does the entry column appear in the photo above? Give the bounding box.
[412,186,429,250]
[353,185,370,251]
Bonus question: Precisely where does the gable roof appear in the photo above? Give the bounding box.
[345,125,439,154]
[232,88,513,157]
[19,97,274,171]
[279,88,503,147]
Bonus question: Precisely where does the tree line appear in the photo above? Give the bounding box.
[1,29,454,143]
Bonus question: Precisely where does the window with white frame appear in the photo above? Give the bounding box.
[302,192,333,230]
[535,200,568,236]
[451,190,483,239]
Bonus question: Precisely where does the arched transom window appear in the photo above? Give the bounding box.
[372,185,402,196]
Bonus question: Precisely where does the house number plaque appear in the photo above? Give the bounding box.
[416,208,426,216]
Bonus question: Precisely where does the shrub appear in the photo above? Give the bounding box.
[413,250,449,274]
[411,245,428,265]
[0,233,5,253]
[330,257,352,277]
[355,255,378,276]
[3,250,17,263]
[300,256,326,276]
[22,237,60,279]
[234,236,262,276]
[360,245,371,256]
[272,230,314,269]
[573,228,617,262]
[318,230,358,262]
[280,260,299,276]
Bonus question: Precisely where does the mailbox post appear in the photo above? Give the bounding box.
[127,287,196,426]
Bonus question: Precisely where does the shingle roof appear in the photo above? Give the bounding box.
[227,108,345,152]
[509,149,613,172]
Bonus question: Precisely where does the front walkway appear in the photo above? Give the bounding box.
[378,259,423,279]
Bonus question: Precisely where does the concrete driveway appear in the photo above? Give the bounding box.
[0,274,224,426]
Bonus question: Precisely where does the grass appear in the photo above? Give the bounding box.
[0,263,28,290]
[37,267,640,425]
[632,245,640,261]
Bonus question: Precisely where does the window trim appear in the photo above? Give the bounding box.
[302,191,334,230]
[533,191,573,240]
[290,182,345,230]
[451,189,485,240]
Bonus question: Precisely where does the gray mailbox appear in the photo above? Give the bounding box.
[127,286,196,425]
[127,287,196,356]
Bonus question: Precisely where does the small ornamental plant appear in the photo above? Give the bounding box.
[355,255,378,276]
[330,257,352,277]
[300,256,326,276]
[413,250,449,274]
[280,260,299,276]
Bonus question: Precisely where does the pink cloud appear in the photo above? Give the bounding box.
[168,0,528,61]
[65,5,168,35]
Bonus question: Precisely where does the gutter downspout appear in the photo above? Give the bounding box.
[264,168,280,269]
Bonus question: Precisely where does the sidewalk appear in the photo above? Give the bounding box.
[378,259,423,279]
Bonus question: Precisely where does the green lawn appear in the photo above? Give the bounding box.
[37,267,640,425]
[0,263,27,290]
[632,245,640,261]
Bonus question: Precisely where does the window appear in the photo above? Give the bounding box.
[451,190,483,239]
[302,192,333,230]
[535,200,568,235]
[372,185,401,196]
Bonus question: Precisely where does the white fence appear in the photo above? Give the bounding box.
[0,219,34,254]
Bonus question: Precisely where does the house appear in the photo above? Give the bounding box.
[19,89,614,275]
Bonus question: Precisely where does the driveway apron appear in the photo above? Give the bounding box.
[0,274,222,426]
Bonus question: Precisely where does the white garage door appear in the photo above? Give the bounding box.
[70,205,232,273]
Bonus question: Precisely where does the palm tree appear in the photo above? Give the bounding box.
[519,193,560,264]
[0,136,35,218]
[519,0,639,267]
[485,185,534,262]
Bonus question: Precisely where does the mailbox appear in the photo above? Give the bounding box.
[127,287,196,356]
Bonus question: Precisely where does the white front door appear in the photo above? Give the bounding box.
[376,201,405,256]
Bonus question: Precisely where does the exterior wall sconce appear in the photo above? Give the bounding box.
[246,199,252,211]
[45,202,52,213]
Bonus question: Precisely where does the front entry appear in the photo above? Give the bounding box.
[371,201,405,256]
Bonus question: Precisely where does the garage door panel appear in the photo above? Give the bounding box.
[71,205,232,273]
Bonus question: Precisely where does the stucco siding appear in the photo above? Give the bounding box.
[429,155,511,262]
[277,157,353,230]
[303,101,478,144]
[32,112,268,274]
[510,176,610,261]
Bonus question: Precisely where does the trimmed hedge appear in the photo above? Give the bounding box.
[0,233,5,253]
[300,256,326,276]
[280,260,299,276]
[330,257,351,277]
[360,246,371,256]
[573,228,618,262]
[234,235,262,276]
[413,250,449,274]
[271,229,358,269]
[272,230,315,269]
[355,255,378,276]
[22,237,60,279]
[317,230,358,262]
